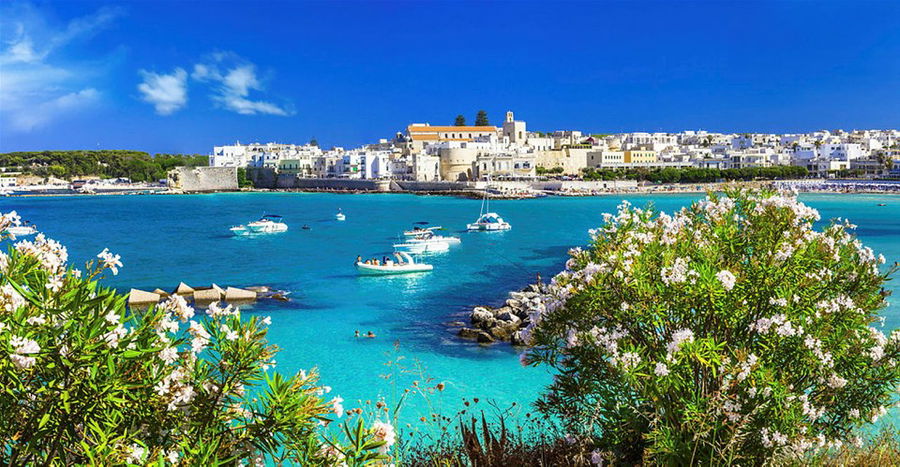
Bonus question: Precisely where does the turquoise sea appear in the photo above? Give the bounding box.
[2,193,899,424]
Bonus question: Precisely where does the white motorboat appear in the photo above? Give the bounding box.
[4,225,37,236]
[407,231,461,245]
[403,226,443,236]
[231,215,288,236]
[335,209,346,221]
[392,240,450,254]
[356,252,433,275]
[467,181,511,231]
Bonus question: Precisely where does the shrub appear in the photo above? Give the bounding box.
[0,211,391,465]
[522,188,899,464]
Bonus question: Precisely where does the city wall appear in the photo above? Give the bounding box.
[167,167,238,192]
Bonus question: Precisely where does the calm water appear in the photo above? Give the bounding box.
[2,192,899,423]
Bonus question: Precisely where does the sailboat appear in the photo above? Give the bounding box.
[467,180,511,231]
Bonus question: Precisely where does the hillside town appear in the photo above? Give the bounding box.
[209,111,900,181]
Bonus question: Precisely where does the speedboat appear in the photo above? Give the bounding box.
[335,209,346,221]
[467,212,511,231]
[467,180,511,231]
[356,252,433,275]
[392,240,450,254]
[403,226,443,236]
[4,225,37,236]
[230,214,288,236]
[407,231,461,245]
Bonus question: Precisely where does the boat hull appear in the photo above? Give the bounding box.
[466,222,511,231]
[355,263,433,275]
[393,241,449,253]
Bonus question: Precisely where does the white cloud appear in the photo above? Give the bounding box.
[138,68,188,115]
[191,54,293,116]
[0,4,121,132]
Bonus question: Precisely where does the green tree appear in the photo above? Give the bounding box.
[0,213,395,465]
[454,115,466,126]
[524,189,899,464]
[475,110,489,126]
[309,138,319,147]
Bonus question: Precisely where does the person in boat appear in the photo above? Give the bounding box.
[357,255,362,264]
[366,331,376,338]
[355,330,360,338]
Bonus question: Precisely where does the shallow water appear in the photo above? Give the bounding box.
[3,192,899,424]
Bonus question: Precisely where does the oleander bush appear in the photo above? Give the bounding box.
[522,188,899,464]
[0,211,393,465]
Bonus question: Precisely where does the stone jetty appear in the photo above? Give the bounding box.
[127,283,287,308]
[458,283,547,345]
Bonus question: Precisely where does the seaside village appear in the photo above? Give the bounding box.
[202,111,900,189]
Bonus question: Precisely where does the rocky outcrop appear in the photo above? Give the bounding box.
[458,283,546,345]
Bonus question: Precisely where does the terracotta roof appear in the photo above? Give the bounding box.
[407,125,498,133]
[409,134,440,141]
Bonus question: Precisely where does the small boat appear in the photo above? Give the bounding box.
[393,240,450,254]
[356,252,433,275]
[230,214,288,236]
[877,203,886,207]
[467,179,511,231]
[302,225,311,230]
[335,209,346,221]
[4,225,37,236]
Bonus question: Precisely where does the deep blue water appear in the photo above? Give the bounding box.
[2,192,899,424]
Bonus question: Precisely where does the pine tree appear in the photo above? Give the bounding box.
[475,110,489,126]
[454,115,466,126]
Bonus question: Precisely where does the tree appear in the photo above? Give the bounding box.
[309,137,318,147]
[475,110,489,126]
[0,213,394,465]
[454,115,466,126]
[523,189,899,465]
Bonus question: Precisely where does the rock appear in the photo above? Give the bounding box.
[446,321,466,327]
[246,286,270,293]
[508,291,526,301]
[497,311,521,324]
[488,324,516,341]
[471,307,495,328]
[193,288,223,303]
[270,293,289,302]
[511,331,527,346]
[128,289,160,307]
[458,328,481,339]
[476,331,495,344]
[505,299,523,309]
[526,283,541,293]
[152,288,170,298]
[225,286,257,302]
[174,282,194,296]
[523,291,539,299]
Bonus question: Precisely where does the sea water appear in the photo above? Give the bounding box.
[2,192,899,425]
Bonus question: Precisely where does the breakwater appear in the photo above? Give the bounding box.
[128,283,288,308]
[458,282,545,345]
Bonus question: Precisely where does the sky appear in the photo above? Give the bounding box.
[0,0,898,154]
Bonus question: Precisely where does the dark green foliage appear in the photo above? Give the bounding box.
[454,115,466,126]
[237,168,253,188]
[581,165,809,183]
[536,166,565,175]
[475,110,489,126]
[0,150,208,182]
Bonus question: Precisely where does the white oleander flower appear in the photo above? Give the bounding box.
[371,421,396,453]
[96,248,122,275]
[716,270,736,291]
[654,362,670,377]
[331,396,344,417]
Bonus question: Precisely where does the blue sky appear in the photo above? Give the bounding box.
[1,0,898,154]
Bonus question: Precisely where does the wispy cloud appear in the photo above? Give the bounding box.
[191,52,294,116]
[138,68,188,115]
[0,3,122,132]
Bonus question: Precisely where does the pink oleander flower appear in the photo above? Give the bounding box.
[371,420,396,453]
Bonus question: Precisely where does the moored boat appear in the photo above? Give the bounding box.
[355,252,433,275]
[467,212,511,231]
[335,209,346,221]
[392,240,450,254]
[231,215,288,236]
